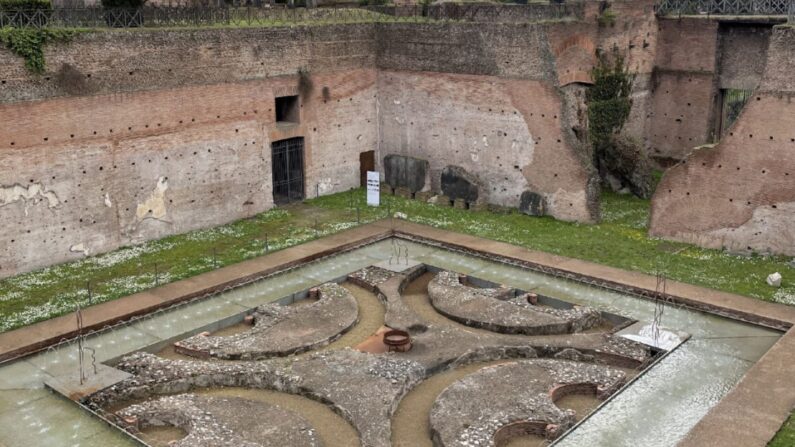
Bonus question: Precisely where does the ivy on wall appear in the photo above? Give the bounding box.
[587,50,653,198]
[586,51,634,149]
[0,27,74,74]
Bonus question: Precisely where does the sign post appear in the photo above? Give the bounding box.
[366,171,380,207]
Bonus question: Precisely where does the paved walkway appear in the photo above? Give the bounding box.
[1,218,793,446]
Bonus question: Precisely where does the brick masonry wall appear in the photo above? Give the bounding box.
[648,18,719,162]
[0,24,376,103]
[377,70,596,223]
[649,26,795,256]
[0,49,377,276]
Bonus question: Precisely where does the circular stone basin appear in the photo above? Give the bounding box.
[383,329,412,352]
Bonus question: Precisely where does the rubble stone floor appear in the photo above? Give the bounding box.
[89,263,654,447]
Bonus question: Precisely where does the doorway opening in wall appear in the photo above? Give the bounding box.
[275,95,300,124]
[717,88,752,138]
[271,137,305,205]
[359,150,375,187]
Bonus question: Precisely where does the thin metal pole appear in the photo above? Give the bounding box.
[154,262,159,286]
[265,233,269,253]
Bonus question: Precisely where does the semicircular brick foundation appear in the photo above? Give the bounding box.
[117,394,321,447]
[174,282,358,360]
[427,270,602,335]
[429,359,626,447]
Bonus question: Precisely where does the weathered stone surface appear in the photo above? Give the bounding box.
[91,350,425,447]
[383,154,431,193]
[440,165,481,205]
[767,272,782,288]
[429,360,626,446]
[118,394,320,447]
[519,190,546,216]
[175,283,358,360]
[428,271,602,335]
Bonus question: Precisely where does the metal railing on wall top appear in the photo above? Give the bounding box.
[655,0,795,19]
[0,3,580,29]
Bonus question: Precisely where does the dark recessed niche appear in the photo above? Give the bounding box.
[275,95,300,124]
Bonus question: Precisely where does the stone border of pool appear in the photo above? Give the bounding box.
[1,218,794,446]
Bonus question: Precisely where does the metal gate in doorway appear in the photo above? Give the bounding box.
[271,137,305,205]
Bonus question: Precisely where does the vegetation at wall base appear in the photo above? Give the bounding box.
[0,189,792,334]
[769,412,795,447]
[0,27,74,73]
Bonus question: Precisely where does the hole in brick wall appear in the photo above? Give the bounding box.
[70,134,74,138]
[772,205,778,209]
[769,136,773,140]
[128,126,132,130]
[275,95,299,123]
[749,134,753,138]
[762,170,766,173]
[43,137,48,141]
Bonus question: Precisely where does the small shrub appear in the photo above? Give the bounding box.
[0,0,52,27]
[100,0,146,8]
[0,0,52,11]
[598,8,616,27]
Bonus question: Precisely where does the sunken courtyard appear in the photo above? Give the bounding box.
[1,0,795,446]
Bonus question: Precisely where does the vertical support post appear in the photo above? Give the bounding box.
[86,280,92,306]
[316,183,319,198]
[154,262,159,286]
[356,206,360,224]
[264,233,269,253]
[212,248,218,268]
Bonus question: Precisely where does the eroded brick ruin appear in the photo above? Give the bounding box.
[0,0,793,277]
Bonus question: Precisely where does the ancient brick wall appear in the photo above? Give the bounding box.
[649,26,795,256]
[375,21,605,222]
[377,70,596,222]
[0,25,377,277]
[0,24,376,103]
[717,23,773,91]
[648,18,720,163]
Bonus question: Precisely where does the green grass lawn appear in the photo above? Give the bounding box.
[770,412,795,447]
[0,189,792,334]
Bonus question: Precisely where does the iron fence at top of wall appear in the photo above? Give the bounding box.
[0,3,580,29]
[655,0,794,17]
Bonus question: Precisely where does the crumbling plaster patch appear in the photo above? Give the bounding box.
[0,183,60,211]
[135,177,169,222]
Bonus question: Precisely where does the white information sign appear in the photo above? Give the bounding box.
[366,171,380,207]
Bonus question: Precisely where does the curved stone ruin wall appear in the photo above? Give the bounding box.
[649,26,795,256]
